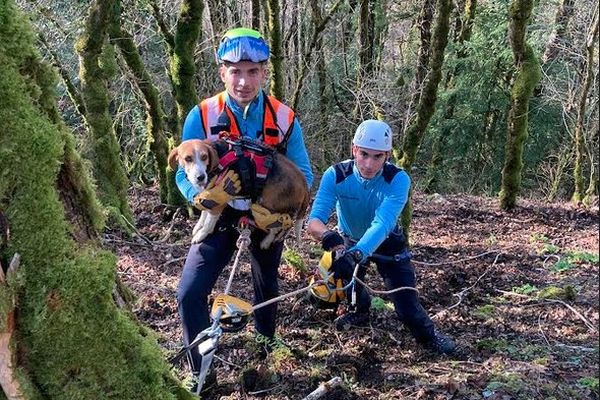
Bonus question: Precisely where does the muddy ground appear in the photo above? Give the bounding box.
[108,187,599,400]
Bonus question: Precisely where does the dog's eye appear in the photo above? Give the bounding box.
[200,154,208,162]
[184,156,193,163]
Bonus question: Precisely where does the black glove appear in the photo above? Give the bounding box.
[331,250,363,280]
[321,230,345,251]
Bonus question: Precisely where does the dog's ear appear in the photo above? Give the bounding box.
[168,146,179,170]
[207,144,219,172]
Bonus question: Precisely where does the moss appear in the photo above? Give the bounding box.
[22,248,183,399]
[0,1,191,398]
[283,248,306,272]
[538,285,577,301]
[76,0,133,222]
[171,0,203,131]
[473,304,496,319]
[108,8,172,204]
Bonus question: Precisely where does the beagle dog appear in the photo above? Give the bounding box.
[168,139,310,248]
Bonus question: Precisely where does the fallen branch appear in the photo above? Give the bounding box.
[302,377,343,400]
[497,289,598,333]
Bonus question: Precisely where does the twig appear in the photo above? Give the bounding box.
[302,377,343,400]
[435,253,502,316]
[248,386,279,395]
[158,207,183,243]
[538,312,551,346]
[542,254,560,268]
[120,215,153,246]
[213,354,242,369]
[160,256,186,269]
[497,290,598,333]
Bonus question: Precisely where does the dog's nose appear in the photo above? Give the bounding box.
[197,174,206,183]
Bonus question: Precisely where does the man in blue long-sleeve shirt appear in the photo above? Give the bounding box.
[307,119,455,355]
[175,28,313,393]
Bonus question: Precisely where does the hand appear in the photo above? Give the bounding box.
[331,250,363,280]
[193,170,241,210]
[320,230,345,251]
[251,204,293,231]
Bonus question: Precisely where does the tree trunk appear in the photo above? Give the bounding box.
[572,8,599,204]
[583,109,599,204]
[404,0,435,126]
[266,0,285,99]
[399,0,452,236]
[108,1,171,204]
[542,0,575,63]
[0,2,189,397]
[171,0,203,140]
[38,33,89,126]
[75,0,133,222]
[291,0,344,110]
[424,0,478,193]
[499,0,541,210]
[207,0,228,40]
[251,0,261,30]
[353,0,372,118]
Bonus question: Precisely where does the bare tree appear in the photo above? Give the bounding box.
[542,0,575,64]
[572,6,599,204]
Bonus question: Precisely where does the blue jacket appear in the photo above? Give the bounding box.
[176,91,313,202]
[309,160,410,258]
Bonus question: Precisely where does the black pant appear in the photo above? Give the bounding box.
[176,209,284,372]
[346,229,436,344]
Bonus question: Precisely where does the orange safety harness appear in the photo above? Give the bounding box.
[199,91,295,152]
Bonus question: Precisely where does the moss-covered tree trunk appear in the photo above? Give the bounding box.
[499,0,541,210]
[404,0,435,124]
[398,0,452,236]
[572,9,598,204]
[266,0,284,100]
[0,1,190,398]
[108,1,171,204]
[166,0,203,206]
[75,0,133,223]
[171,0,203,140]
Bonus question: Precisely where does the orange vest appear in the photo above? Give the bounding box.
[199,91,295,149]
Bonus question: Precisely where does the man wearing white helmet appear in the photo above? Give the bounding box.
[174,27,313,394]
[307,119,455,355]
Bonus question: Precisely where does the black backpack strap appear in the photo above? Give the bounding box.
[334,161,354,184]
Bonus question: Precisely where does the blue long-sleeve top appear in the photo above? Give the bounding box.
[308,160,410,258]
[176,91,314,202]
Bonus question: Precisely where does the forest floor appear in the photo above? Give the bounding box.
[108,186,599,400]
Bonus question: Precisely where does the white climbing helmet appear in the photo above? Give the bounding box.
[352,119,393,151]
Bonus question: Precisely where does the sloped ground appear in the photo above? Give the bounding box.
[108,187,599,400]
